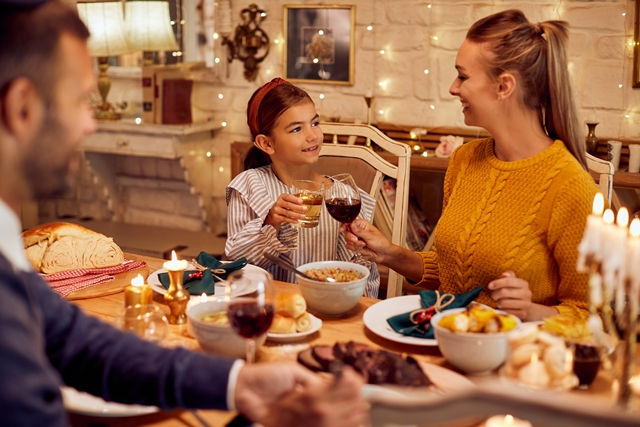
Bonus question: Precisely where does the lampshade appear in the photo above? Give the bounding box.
[76,1,131,57]
[124,1,179,52]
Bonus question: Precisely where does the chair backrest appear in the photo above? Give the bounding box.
[585,153,614,205]
[319,122,412,299]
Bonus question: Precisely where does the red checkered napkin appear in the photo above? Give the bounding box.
[41,259,147,297]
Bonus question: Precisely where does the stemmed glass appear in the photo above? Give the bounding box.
[225,270,275,363]
[325,173,369,265]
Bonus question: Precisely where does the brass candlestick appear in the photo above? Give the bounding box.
[164,267,189,325]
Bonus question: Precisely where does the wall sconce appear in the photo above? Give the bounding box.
[222,3,270,81]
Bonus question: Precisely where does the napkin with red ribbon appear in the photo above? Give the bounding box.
[387,286,483,339]
[41,259,147,297]
[158,251,247,295]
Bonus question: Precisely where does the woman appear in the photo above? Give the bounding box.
[226,78,380,297]
[345,10,598,320]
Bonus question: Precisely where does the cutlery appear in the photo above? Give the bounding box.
[263,252,336,282]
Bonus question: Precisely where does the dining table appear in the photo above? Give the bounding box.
[66,253,639,427]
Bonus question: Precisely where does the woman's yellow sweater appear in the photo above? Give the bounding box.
[418,138,599,319]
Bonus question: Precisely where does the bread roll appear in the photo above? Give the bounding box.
[295,312,312,332]
[23,222,124,273]
[275,292,307,318]
[269,314,297,334]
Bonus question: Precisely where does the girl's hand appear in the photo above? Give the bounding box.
[487,271,532,320]
[264,194,307,231]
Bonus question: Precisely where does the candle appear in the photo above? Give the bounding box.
[485,414,532,427]
[517,353,549,388]
[163,250,189,271]
[615,208,629,316]
[627,219,640,316]
[124,274,153,307]
[577,193,605,272]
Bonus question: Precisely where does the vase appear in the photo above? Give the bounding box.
[585,122,599,155]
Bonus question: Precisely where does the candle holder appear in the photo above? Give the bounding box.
[164,267,189,325]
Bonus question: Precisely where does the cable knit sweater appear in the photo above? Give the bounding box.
[418,138,598,319]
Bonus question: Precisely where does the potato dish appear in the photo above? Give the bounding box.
[438,303,517,333]
[200,311,229,325]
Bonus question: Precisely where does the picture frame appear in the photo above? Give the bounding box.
[283,4,355,85]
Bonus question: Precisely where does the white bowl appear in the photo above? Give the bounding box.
[296,261,369,316]
[431,307,521,374]
[187,299,266,359]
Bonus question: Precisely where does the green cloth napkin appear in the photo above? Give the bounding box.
[387,286,483,339]
[159,252,247,295]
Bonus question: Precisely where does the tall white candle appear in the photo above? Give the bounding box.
[626,218,640,316]
[577,193,605,272]
[614,208,629,316]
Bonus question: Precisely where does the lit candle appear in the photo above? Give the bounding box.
[163,250,189,271]
[577,193,605,272]
[627,219,640,316]
[124,274,153,307]
[615,208,629,316]
[485,414,532,427]
[601,209,624,301]
[517,353,549,388]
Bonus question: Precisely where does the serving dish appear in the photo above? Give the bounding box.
[267,313,322,343]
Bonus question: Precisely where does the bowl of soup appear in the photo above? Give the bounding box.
[295,261,369,316]
[187,299,266,358]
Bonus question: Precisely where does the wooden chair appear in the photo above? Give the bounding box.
[319,122,412,299]
[585,153,614,206]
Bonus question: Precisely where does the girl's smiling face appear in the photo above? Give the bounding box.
[267,99,323,166]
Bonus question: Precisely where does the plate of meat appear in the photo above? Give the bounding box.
[297,341,473,397]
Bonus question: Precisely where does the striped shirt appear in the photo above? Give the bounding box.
[225,165,380,297]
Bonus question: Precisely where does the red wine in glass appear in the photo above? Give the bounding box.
[326,197,361,223]
[228,299,274,339]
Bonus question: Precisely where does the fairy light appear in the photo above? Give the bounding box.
[206,151,212,158]
[421,151,429,157]
[221,121,228,127]
[218,166,225,173]
[135,117,142,125]
[319,93,326,100]
[366,25,373,31]
[378,109,385,115]
[379,49,385,55]
[313,58,319,63]
[213,32,219,40]
[378,79,389,91]
[214,57,221,64]
[424,68,430,75]
[218,93,224,100]
[619,84,624,89]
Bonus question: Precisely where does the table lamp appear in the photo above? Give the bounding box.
[77,1,131,120]
[124,0,179,66]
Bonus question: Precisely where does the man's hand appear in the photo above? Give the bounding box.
[341,219,391,264]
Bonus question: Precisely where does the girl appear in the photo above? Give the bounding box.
[344,10,599,320]
[225,78,380,297]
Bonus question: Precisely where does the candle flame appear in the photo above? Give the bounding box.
[131,274,144,286]
[603,209,615,225]
[504,415,514,425]
[617,207,629,228]
[631,218,640,237]
[171,250,178,261]
[200,293,207,303]
[592,193,604,216]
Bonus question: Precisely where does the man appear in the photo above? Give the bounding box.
[0,1,367,425]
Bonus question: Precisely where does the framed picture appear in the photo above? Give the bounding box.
[283,5,355,85]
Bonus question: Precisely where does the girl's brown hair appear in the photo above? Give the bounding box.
[244,79,313,170]
[467,9,586,169]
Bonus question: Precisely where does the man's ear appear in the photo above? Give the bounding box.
[254,134,275,155]
[496,72,516,101]
[0,77,44,143]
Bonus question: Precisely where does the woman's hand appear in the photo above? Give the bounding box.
[264,194,307,231]
[488,271,558,321]
[340,219,391,264]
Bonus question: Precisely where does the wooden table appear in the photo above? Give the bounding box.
[67,254,638,426]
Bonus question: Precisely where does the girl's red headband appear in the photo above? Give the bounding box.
[248,77,292,136]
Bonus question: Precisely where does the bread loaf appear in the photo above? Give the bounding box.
[23,222,124,273]
[295,312,312,332]
[275,292,307,318]
[269,314,297,334]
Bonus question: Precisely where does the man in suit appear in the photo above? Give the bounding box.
[0,1,366,425]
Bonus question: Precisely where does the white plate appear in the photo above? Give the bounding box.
[267,313,323,343]
[61,387,157,417]
[148,262,269,300]
[363,295,437,346]
[362,361,474,401]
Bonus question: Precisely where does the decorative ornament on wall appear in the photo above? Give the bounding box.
[222,3,270,81]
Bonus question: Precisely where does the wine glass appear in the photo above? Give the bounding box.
[225,270,275,363]
[325,173,369,265]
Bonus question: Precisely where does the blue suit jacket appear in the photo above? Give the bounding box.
[0,254,235,426]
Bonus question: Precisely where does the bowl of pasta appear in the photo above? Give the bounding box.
[295,261,369,316]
